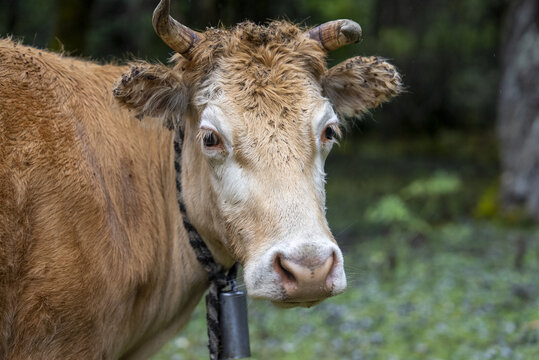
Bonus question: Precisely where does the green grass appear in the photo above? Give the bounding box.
[151,133,539,360]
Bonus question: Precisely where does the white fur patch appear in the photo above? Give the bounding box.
[200,105,250,205]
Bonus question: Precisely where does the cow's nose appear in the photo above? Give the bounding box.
[273,252,336,300]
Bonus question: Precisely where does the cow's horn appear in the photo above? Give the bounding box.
[152,0,202,59]
[307,19,362,51]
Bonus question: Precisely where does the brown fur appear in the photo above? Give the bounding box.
[0,20,401,360]
[0,39,206,359]
[113,64,188,130]
[322,56,403,118]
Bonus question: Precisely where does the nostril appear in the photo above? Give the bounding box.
[274,254,296,283]
[326,251,338,289]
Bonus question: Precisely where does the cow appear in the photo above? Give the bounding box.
[0,0,402,358]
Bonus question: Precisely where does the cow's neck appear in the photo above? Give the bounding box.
[118,127,211,359]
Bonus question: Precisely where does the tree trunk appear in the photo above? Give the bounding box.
[497,0,539,217]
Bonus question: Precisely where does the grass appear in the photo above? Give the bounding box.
[151,132,539,360]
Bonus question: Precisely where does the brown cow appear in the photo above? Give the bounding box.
[0,1,401,359]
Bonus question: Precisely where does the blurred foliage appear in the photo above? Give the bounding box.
[365,171,463,234]
[401,171,462,198]
[401,171,463,223]
[0,0,506,136]
[475,182,502,220]
[365,195,429,233]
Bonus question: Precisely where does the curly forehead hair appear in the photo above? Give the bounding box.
[172,21,327,86]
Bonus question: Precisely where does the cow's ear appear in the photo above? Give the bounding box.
[113,64,188,130]
[322,56,402,118]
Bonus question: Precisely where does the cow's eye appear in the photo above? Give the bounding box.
[322,124,340,143]
[325,126,336,140]
[203,131,220,148]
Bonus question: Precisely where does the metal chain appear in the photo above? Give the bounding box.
[173,129,237,360]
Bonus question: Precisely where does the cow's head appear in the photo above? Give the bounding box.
[113,0,401,308]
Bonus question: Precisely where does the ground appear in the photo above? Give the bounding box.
[152,131,539,360]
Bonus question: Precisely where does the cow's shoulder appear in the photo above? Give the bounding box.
[0,39,178,358]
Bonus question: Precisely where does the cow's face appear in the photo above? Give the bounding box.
[193,66,343,307]
[114,14,401,307]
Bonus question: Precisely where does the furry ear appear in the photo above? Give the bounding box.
[322,56,402,118]
[113,64,188,130]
